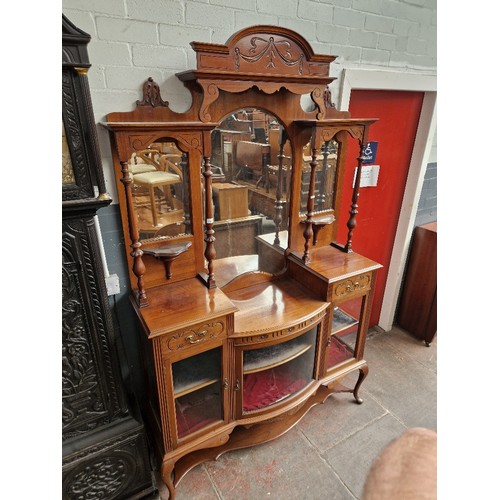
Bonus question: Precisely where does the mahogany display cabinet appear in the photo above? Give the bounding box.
[103,25,381,498]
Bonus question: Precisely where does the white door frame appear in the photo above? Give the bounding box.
[338,68,437,331]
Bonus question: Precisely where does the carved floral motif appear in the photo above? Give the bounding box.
[62,221,123,439]
[63,454,134,499]
[334,274,371,297]
[235,37,304,74]
[62,261,107,436]
[166,321,225,351]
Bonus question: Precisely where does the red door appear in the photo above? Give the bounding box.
[337,90,424,327]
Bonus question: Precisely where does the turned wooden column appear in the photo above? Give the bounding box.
[345,139,366,253]
[274,130,287,245]
[120,160,148,306]
[302,147,318,263]
[202,153,217,288]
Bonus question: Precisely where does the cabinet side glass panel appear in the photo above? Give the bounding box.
[172,347,222,439]
[242,327,317,414]
[327,297,363,369]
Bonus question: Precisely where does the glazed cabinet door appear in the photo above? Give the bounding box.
[233,325,321,418]
[172,345,227,440]
[324,273,374,375]
[159,338,230,448]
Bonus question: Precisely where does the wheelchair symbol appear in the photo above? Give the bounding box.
[364,143,373,157]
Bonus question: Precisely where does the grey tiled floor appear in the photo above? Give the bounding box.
[153,326,437,499]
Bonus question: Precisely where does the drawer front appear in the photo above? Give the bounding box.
[160,318,226,355]
[331,272,373,301]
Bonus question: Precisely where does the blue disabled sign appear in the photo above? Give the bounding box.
[362,142,378,164]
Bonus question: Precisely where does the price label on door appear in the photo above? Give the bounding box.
[353,165,380,188]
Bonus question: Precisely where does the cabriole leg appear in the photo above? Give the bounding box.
[161,459,176,500]
[353,365,369,404]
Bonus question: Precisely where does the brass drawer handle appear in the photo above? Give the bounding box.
[185,330,207,344]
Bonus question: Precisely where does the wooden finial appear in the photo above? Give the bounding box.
[136,77,169,108]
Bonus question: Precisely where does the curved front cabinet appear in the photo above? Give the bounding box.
[232,315,327,420]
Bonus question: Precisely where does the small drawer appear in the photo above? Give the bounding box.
[332,272,372,300]
[160,318,226,355]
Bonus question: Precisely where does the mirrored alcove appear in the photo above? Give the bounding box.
[210,109,292,287]
[127,140,191,242]
[300,139,339,215]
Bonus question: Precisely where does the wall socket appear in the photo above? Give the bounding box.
[105,274,120,296]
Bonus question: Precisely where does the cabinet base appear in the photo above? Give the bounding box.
[161,370,367,499]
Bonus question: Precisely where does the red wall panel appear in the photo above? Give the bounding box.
[337,90,425,326]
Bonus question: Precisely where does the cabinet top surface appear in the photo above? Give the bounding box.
[134,278,238,338]
[134,275,330,338]
[226,276,329,336]
[291,246,382,282]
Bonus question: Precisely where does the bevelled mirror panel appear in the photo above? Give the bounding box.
[210,109,292,287]
[127,140,191,242]
[300,139,338,215]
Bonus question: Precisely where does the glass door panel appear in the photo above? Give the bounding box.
[172,347,222,439]
[327,297,363,369]
[242,327,317,414]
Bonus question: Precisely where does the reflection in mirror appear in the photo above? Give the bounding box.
[210,109,292,287]
[128,140,191,242]
[300,139,338,214]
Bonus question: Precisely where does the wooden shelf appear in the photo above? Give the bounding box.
[331,307,358,335]
[174,378,219,399]
[173,349,220,398]
[244,338,313,374]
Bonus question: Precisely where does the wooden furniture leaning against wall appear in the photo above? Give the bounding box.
[397,222,437,346]
[103,25,381,499]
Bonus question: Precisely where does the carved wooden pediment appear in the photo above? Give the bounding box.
[190,25,336,77]
[174,25,342,122]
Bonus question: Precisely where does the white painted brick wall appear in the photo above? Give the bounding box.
[186,2,234,28]
[95,17,159,44]
[127,0,184,24]
[62,0,437,202]
[333,7,365,29]
[257,0,296,17]
[298,0,333,23]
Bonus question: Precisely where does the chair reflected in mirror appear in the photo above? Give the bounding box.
[129,145,184,231]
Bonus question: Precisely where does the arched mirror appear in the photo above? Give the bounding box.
[126,140,191,242]
[210,108,292,287]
